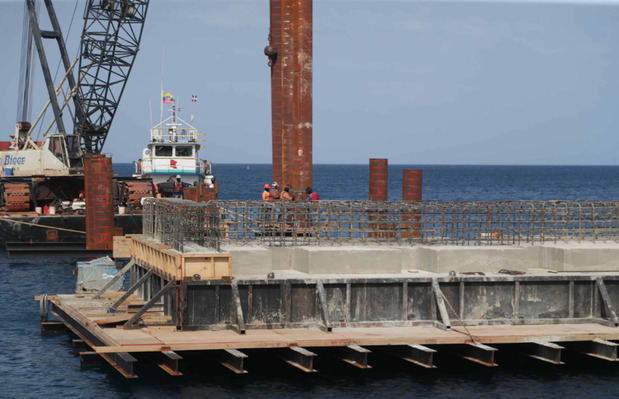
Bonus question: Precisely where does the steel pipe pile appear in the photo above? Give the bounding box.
[142,199,619,250]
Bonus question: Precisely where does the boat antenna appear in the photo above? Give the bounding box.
[148,98,153,128]
[160,47,165,123]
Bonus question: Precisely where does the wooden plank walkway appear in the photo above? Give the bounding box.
[45,293,619,355]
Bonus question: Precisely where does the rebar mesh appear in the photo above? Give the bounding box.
[142,199,619,251]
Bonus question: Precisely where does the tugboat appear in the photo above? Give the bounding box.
[135,100,217,201]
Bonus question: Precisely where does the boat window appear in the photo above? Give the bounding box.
[175,146,193,157]
[155,145,172,156]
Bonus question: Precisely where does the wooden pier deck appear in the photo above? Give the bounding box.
[40,291,619,378]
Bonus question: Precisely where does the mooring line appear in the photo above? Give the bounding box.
[0,217,86,234]
[439,290,479,344]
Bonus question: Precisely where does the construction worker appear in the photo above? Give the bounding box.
[306,186,319,201]
[262,183,273,225]
[262,184,271,200]
[173,175,184,198]
[281,185,293,201]
[271,182,281,200]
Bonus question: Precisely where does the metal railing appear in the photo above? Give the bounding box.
[142,199,619,251]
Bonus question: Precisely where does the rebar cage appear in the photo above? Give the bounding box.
[142,199,619,251]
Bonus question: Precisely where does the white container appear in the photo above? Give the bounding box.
[48,206,56,215]
[118,206,126,215]
[35,206,42,214]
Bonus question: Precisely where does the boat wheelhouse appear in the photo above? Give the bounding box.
[137,104,214,189]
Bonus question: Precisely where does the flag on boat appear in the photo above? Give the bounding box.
[191,94,198,103]
[162,92,174,103]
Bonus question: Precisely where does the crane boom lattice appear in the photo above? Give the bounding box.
[74,0,150,154]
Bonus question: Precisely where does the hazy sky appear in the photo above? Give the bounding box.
[1,0,618,164]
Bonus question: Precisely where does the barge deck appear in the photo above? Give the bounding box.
[36,199,619,378]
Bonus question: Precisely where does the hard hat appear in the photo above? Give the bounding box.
[272,181,279,187]
[176,175,181,179]
[264,184,270,189]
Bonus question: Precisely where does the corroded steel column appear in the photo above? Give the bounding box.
[402,169,423,202]
[267,0,312,192]
[369,158,388,201]
[267,0,283,185]
[402,169,423,238]
[84,155,114,250]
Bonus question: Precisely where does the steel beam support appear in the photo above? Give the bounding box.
[281,346,317,372]
[94,259,135,299]
[455,343,498,367]
[49,301,137,378]
[108,267,154,313]
[520,342,564,365]
[124,279,175,329]
[218,349,248,374]
[565,339,618,361]
[25,0,66,134]
[402,344,437,369]
[596,278,619,326]
[40,294,48,322]
[432,278,451,329]
[316,280,332,332]
[340,344,372,369]
[72,339,90,355]
[40,321,67,332]
[42,0,78,111]
[157,351,183,376]
[231,282,246,334]
[376,344,437,368]
[79,351,104,367]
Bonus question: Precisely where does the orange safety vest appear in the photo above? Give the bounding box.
[281,191,293,201]
[262,190,271,201]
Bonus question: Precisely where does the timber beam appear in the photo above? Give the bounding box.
[218,349,248,374]
[281,346,317,372]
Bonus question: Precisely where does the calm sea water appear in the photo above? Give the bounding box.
[114,163,619,201]
[3,164,619,399]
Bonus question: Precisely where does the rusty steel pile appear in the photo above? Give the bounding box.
[142,199,619,251]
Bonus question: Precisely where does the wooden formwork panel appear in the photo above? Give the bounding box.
[113,236,131,258]
[129,236,180,279]
[183,254,231,280]
[128,235,231,281]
